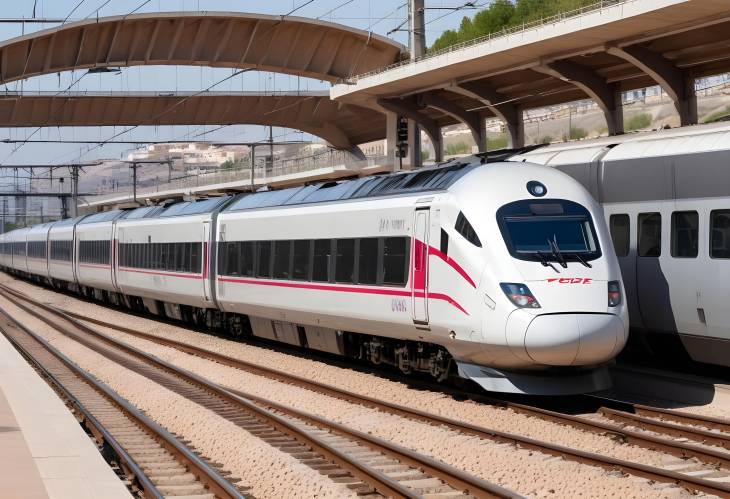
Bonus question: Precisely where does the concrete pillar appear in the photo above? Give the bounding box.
[405,120,421,170]
[607,45,698,127]
[685,75,698,126]
[534,61,624,136]
[448,83,525,148]
[385,110,399,170]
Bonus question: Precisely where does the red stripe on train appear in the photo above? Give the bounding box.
[217,276,469,315]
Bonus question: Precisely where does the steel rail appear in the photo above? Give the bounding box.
[0,303,243,499]
[599,407,730,451]
[0,286,517,499]
[3,284,730,497]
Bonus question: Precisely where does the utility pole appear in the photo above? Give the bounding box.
[406,0,426,169]
[268,125,274,174]
[70,165,79,217]
[131,162,139,205]
[250,145,256,191]
[409,0,426,59]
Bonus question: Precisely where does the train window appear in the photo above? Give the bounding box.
[79,240,109,264]
[671,211,698,258]
[455,212,482,247]
[190,242,201,274]
[609,214,630,257]
[273,240,291,279]
[383,237,408,286]
[256,241,272,278]
[291,240,310,280]
[440,229,449,255]
[240,241,254,276]
[312,239,331,282]
[335,239,356,283]
[358,238,378,285]
[711,210,730,259]
[218,242,235,275]
[638,213,662,257]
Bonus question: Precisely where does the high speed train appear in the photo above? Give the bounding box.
[0,157,628,395]
[510,121,730,369]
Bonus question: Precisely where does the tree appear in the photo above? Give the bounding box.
[428,0,598,52]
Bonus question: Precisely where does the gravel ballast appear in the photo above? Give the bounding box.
[0,274,716,497]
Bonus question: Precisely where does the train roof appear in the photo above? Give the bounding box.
[51,215,87,227]
[78,209,126,224]
[224,161,478,212]
[511,121,730,165]
[157,196,231,218]
[120,205,166,219]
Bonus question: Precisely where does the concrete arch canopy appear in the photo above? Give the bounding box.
[0,91,386,149]
[0,12,404,85]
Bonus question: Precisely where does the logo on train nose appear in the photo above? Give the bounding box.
[547,278,592,284]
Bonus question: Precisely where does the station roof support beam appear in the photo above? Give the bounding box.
[534,60,624,135]
[447,81,524,148]
[607,45,697,126]
[0,12,404,85]
[377,97,443,164]
[0,91,385,151]
[419,91,485,153]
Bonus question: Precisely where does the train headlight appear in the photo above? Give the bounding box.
[608,281,622,307]
[500,283,541,308]
[527,181,547,197]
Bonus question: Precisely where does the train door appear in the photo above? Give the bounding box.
[412,208,429,325]
[702,207,730,342]
[111,223,120,292]
[635,207,677,333]
[202,220,211,302]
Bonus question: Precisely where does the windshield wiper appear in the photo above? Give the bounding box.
[536,251,559,273]
[547,236,568,268]
[567,252,592,268]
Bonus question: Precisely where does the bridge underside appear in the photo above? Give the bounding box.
[333,0,730,158]
[0,91,385,149]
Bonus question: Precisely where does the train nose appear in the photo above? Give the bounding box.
[518,313,625,366]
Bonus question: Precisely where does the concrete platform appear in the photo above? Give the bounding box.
[0,333,132,499]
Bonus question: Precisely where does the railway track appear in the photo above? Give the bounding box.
[0,305,244,499]
[3,284,730,496]
[0,285,517,499]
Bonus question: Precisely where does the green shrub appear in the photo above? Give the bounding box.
[568,127,587,140]
[625,113,652,131]
[445,142,471,156]
[487,134,508,150]
[702,105,730,124]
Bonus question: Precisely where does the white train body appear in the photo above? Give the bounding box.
[75,211,124,297]
[512,122,730,366]
[25,223,52,279]
[0,159,629,394]
[47,217,81,286]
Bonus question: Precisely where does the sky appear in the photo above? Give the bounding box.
[0,0,487,166]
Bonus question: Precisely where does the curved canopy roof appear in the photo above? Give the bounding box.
[0,12,403,85]
[0,91,386,149]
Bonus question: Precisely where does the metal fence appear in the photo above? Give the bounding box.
[339,0,628,83]
[87,150,391,204]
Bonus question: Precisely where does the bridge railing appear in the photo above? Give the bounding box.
[339,0,628,83]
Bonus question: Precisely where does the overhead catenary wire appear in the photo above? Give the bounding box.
[425,1,489,26]
[62,0,88,24]
[316,0,355,19]
[64,1,322,164]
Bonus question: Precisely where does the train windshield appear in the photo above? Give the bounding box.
[497,199,602,263]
